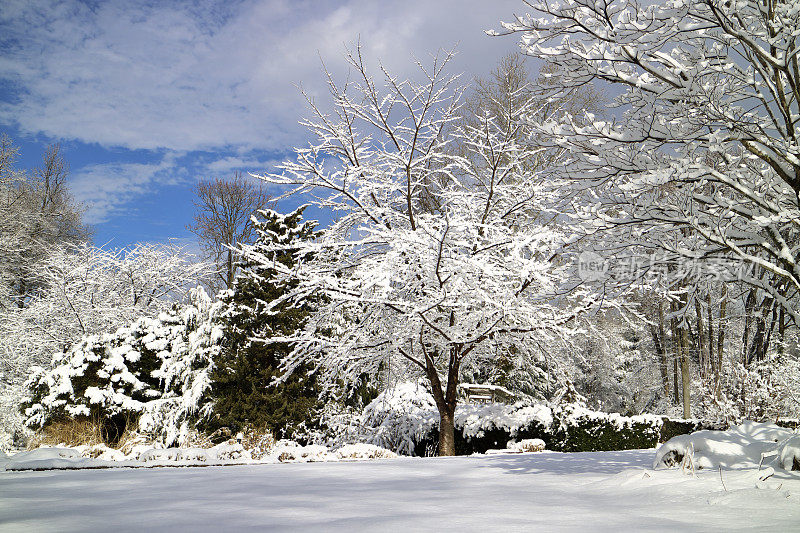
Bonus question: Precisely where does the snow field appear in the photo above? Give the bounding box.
[1,449,799,532]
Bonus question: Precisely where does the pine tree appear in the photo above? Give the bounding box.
[207,206,321,438]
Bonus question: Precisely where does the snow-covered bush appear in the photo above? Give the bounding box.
[1,243,213,448]
[361,382,439,456]
[22,288,222,447]
[358,381,555,455]
[272,441,331,463]
[346,381,739,456]
[335,443,397,460]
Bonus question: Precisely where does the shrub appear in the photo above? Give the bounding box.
[550,404,663,452]
[508,439,546,452]
[335,443,397,460]
[22,288,221,446]
[239,425,276,460]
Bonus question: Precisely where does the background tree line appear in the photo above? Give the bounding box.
[7,2,800,454]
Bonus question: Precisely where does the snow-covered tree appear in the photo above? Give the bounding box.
[188,172,274,292]
[496,0,800,417]
[0,138,89,309]
[256,48,592,456]
[499,0,800,323]
[2,243,212,373]
[206,206,322,438]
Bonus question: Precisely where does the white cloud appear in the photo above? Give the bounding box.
[0,0,523,153]
[69,156,183,224]
[204,155,281,175]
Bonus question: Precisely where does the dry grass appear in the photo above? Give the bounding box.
[116,427,152,455]
[27,418,104,449]
[27,418,277,458]
[28,415,153,452]
[183,429,214,449]
[239,425,275,459]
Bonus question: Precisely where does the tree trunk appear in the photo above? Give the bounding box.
[716,285,727,386]
[658,301,669,398]
[438,410,456,457]
[713,285,727,399]
[707,291,714,374]
[673,325,692,418]
[694,298,707,380]
[650,323,670,398]
[681,327,691,418]
[742,288,756,367]
[227,249,234,289]
[425,350,460,457]
[670,315,681,405]
[761,299,777,362]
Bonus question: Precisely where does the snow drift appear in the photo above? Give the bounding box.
[654,421,799,471]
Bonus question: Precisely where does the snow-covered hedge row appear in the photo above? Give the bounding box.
[0,441,398,471]
[358,382,721,456]
[22,288,222,446]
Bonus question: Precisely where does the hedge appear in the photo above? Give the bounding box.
[413,405,725,456]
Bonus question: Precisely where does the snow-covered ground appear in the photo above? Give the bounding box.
[1,449,798,532]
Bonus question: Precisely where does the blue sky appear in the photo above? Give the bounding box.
[0,0,523,249]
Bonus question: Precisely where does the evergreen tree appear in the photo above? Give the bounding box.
[207,206,320,438]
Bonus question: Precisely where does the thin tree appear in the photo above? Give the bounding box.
[0,139,89,309]
[188,171,273,291]
[257,48,595,456]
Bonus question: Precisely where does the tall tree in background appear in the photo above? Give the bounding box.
[0,137,89,309]
[188,171,273,292]
[499,0,800,417]
[458,53,604,176]
[453,54,607,396]
[206,207,321,438]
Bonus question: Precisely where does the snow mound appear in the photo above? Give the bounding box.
[272,441,332,463]
[1,447,90,470]
[138,446,241,464]
[654,421,796,470]
[485,438,546,455]
[79,444,126,461]
[777,435,800,471]
[508,438,546,453]
[335,443,397,460]
[9,447,81,462]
